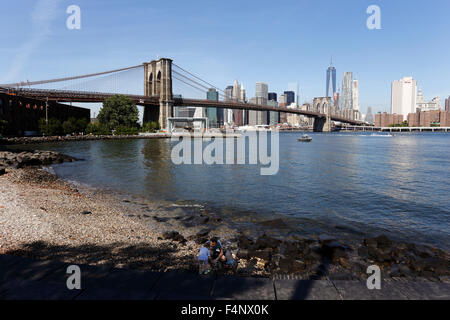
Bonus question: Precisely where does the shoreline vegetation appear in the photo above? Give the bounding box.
[0,148,449,282]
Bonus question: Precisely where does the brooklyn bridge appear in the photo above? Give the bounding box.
[0,58,365,133]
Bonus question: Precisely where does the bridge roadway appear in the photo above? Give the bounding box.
[0,87,364,126]
[0,254,449,300]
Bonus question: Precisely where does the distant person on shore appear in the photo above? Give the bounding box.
[197,245,211,274]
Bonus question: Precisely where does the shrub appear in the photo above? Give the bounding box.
[86,122,111,135]
[0,119,8,135]
[141,121,160,133]
[39,118,63,136]
[114,126,140,135]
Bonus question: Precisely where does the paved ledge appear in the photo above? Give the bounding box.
[0,255,449,300]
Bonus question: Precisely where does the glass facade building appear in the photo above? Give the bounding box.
[326,66,336,98]
[206,88,219,128]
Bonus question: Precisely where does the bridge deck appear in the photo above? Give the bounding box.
[0,87,365,125]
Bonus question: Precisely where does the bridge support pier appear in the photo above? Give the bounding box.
[143,58,173,130]
[313,115,331,132]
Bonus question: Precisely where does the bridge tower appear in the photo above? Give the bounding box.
[143,58,173,129]
[313,97,332,132]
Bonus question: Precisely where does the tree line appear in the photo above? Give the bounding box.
[39,95,159,136]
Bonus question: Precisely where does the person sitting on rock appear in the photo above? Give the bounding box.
[205,237,227,264]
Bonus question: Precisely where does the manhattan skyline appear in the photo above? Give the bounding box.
[1,0,450,115]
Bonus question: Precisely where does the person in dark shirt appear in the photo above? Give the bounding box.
[205,237,226,263]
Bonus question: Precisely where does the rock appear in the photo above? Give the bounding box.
[81,210,92,215]
[390,263,413,278]
[0,166,5,175]
[259,218,289,229]
[319,241,349,260]
[278,258,306,273]
[237,235,254,250]
[374,235,393,248]
[254,234,280,250]
[249,249,272,261]
[358,246,370,259]
[162,231,186,243]
[318,234,336,243]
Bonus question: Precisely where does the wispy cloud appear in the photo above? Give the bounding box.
[3,0,61,83]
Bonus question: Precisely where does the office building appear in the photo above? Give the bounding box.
[206,88,219,128]
[391,77,417,120]
[341,72,353,110]
[326,61,336,99]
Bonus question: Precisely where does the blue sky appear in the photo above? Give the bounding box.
[1,0,450,115]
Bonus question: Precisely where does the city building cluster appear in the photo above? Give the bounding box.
[375,76,450,127]
[175,58,363,129]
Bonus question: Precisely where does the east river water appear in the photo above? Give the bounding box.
[18,132,450,250]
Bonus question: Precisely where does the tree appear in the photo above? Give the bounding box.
[62,118,77,135]
[98,95,139,130]
[39,118,63,136]
[0,120,8,135]
[86,122,110,135]
[142,121,160,133]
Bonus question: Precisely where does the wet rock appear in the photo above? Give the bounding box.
[259,218,289,229]
[153,216,169,222]
[237,235,254,250]
[249,248,272,261]
[318,234,336,243]
[278,258,306,273]
[162,231,186,243]
[358,246,370,259]
[254,234,280,250]
[389,263,413,278]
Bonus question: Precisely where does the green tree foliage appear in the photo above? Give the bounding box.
[39,118,63,136]
[0,120,8,135]
[62,117,89,135]
[114,126,140,135]
[98,95,139,130]
[86,122,111,135]
[141,121,160,133]
[389,121,409,128]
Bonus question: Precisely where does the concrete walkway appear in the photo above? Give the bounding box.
[0,255,449,300]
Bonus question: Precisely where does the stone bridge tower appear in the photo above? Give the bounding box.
[313,97,332,132]
[143,58,173,129]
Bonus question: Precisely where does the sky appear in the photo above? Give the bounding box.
[1,0,450,116]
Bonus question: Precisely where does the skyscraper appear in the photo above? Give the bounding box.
[268,92,277,102]
[446,97,450,111]
[326,60,336,99]
[352,80,359,112]
[232,80,244,125]
[255,82,268,125]
[365,106,374,124]
[391,77,417,120]
[224,85,234,124]
[341,72,353,110]
[288,82,299,105]
[206,88,219,128]
[284,91,295,106]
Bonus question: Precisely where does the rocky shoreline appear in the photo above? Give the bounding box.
[0,150,448,282]
[0,134,169,145]
[0,149,76,170]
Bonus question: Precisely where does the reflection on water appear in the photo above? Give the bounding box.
[19,132,450,250]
